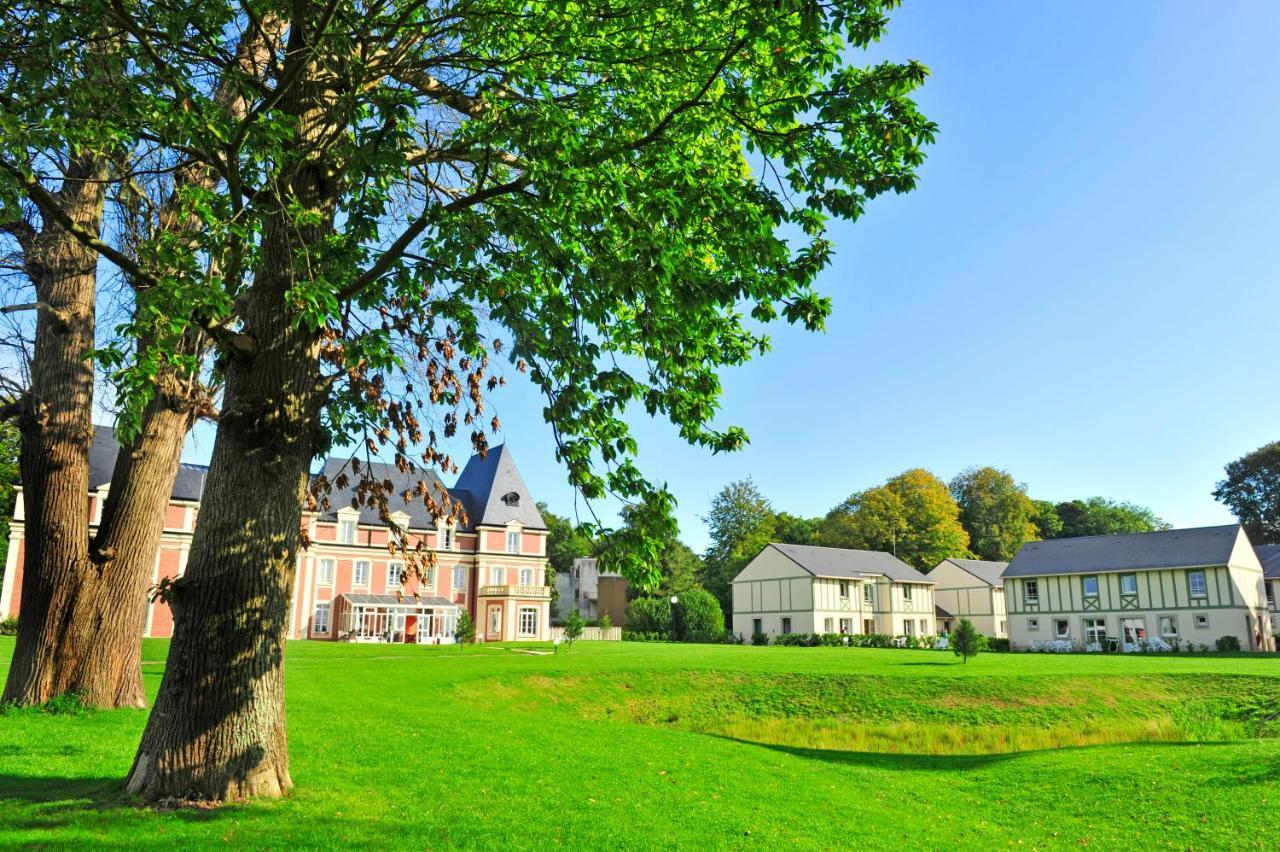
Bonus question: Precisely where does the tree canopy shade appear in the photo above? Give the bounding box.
[950,466,1038,561]
[0,0,933,802]
[700,478,779,614]
[1048,497,1168,540]
[1213,442,1280,545]
[818,468,970,570]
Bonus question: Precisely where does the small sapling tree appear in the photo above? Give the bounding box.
[563,609,585,647]
[951,619,981,664]
[455,611,475,650]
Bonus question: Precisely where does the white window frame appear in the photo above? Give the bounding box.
[824,617,834,633]
[1081,575,1099,599]
[490,566,504,585]
[317,558,335,586]
[338,519,356,545]
[440,526,455,551]
[1159,615,1179,637]
[313,601,331,634]
[1028,617,1040,631]
[452,565,466,590]
[863,583,874,605]
[1083,618,1106,645]
[1268,581,1276,609]
[1194,614,1209,629]
[387,562,403,589]
[1188,570,1208,599]
[902,584,913,601]
[518,567,534,586]
[506,530,520,554]
[518,606,538,637]
[838,580,849,598]
[1024,580,1039,605]
[1120,573,1138,596]
[1054,619,1070,639]
[353,560,371,586]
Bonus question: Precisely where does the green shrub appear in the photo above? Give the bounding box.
[43,692,89,715]
[751,631,769,646]
[986,637,1010,652]
[454,610,475,647]
[678,588,724,637]
[1215,635,1242,652]
[0,617,16,636]
[599,611,612,632]
[626,596,671,637]
[951,619,981,664]
[621,629,666,642]
[563,609,584,645]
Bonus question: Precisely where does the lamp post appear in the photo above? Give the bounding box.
[670,594,684,642]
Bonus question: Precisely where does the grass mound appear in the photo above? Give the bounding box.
[474,669,1280,755]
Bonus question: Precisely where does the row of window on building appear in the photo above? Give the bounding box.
[835,581,917,605]
[758,616,933,636]
[312,559,539,589]
[1021,569,1211,604]
[1025,614,1209,642]
[335,520,523,554]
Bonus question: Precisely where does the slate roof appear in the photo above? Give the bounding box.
[768,543,934,584]
[1004,525,1243,578]
[451,444,546,530]
[935,603,955,619]
[938,557,1008,587]
[316,457,452,529]
[89,425,209,502]
[316,445,544,531]
[84,426,543,533]
[1255,544,1280,579]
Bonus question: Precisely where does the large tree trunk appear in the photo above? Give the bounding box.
[126,18,339,799]
[72,398,196,708]
[2,155,105,706]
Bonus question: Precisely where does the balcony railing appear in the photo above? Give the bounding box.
[479,584,552,599]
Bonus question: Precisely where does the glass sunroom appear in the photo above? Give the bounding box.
[335,593,459,644]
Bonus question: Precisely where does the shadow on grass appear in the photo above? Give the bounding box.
[0,775,236,825]
[712,736,1246,773]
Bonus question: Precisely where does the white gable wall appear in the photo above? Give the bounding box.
[731,546,814,638]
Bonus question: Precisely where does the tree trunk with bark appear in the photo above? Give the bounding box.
[3,154,105,706]
[126,19,340,799]
[74,398,198,707]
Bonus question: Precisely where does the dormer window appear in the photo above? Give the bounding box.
[506,530,520,554]
[501,491,520,507]
[338,519,356,544]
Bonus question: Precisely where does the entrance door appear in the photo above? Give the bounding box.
[488,605,502,639]
[1121,618,1147,652]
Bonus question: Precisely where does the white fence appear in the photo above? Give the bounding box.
[550,626,622,642]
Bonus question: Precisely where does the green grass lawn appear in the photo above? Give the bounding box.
[3,637,1280,849]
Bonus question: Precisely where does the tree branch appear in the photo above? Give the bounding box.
[334,174,529,303]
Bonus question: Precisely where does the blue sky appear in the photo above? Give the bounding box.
[184,1,1280,551]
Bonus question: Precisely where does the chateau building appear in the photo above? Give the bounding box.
[0,428,551,643]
